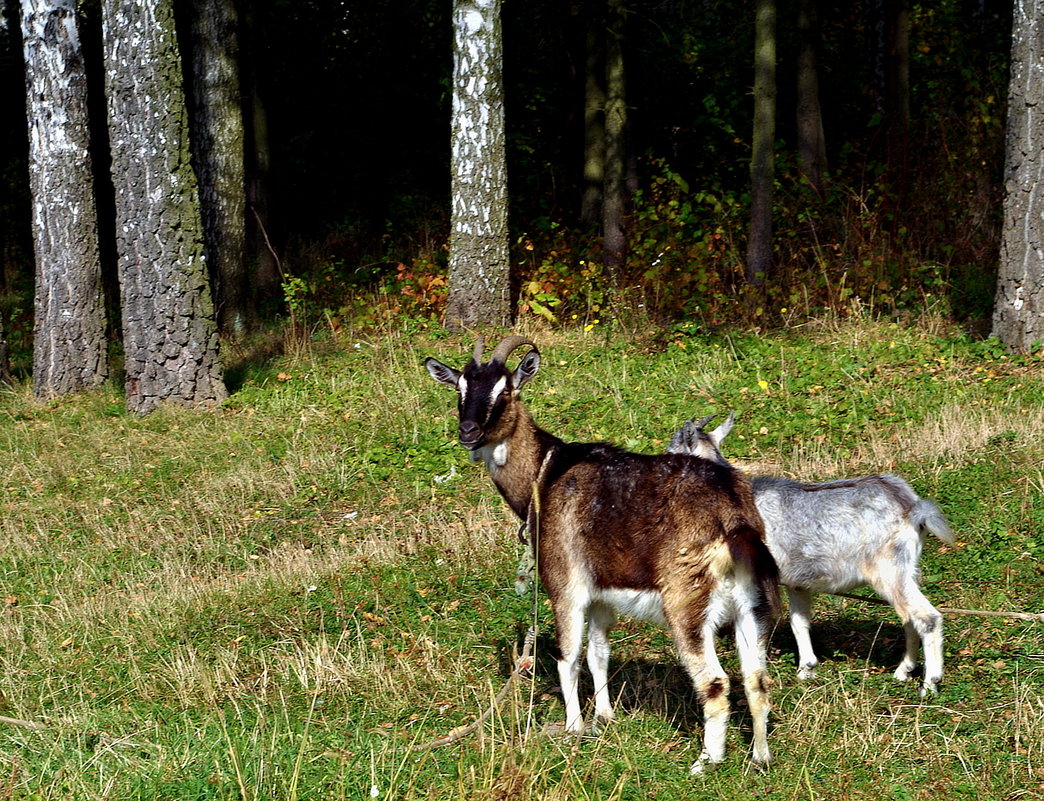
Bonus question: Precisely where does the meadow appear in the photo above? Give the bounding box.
[0,312,1041,800]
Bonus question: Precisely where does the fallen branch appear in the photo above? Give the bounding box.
[0,715,47,731]
[831,592,1044,622]
[413,627,537,751]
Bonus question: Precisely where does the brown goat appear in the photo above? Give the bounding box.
[425,336,779,772]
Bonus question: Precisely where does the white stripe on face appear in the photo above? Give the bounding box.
[488,376,507,407]
[458,375,468,400]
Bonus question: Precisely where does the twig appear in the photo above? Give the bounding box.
[830,592,1044,622]
[0,715,47,731]
[249,206,285,284]
[412,627,537,751]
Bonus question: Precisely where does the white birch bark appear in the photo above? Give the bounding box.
[993,0,1044,353]
[21,0,108,398]
[445,0,510,330]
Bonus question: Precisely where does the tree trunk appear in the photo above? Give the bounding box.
[746,0,775,286]
[101,0,228,413]
[444,0,510,331]
[993,1,1044,354]
[796,0,826,196]
[580,5,605,230]
[240,1,279,309]
[21,0,109,399]
[0,307,10,385]
[602,0,627,271]
[884,0,910,197]
[188,0,248,335]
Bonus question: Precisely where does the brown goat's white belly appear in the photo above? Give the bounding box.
[593,588,667,625]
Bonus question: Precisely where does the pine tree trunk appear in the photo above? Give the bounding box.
[101,0,227,414]
[796,0,826,196]
[580,6,605,230]
[189,0,248,335]
[885,0,910,196]
[993,1,1044,353]
[240,2,279,308]
[445,0,510,331]
[602,0,627,271]
[746,0,776,286]
[21,0,109,398]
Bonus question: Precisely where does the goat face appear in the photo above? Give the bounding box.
[425,336,540,452]
[666,412,735,466]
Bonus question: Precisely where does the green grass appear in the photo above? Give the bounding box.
[0,313,1042,799]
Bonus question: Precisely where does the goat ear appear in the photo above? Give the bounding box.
[513,348,540,389]
[425,357,462,389]
[709,411,735,447]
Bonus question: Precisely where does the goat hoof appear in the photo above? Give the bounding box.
[797,666,817,681]
[589,713,614,735]
[542,721,583,738]
[690,753,721,775]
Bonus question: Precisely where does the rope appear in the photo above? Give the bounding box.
[829,591,1044,622]
[413,463,551,752]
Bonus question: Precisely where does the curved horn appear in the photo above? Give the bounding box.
[471,336,486,364]
[693,414,717,431]
[488,335,538,364]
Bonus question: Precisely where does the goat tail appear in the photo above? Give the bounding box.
[911,499,955,546]
[728,526,782,620]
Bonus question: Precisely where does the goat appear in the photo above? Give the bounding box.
[425,336,779,773]
[668,414,954,695]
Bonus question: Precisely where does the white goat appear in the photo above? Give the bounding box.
[668,414,954,695]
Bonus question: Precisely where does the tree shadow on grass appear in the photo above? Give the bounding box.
[221,333,286,394]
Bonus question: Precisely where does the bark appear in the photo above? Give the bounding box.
[746,0,776,286]
[445,0,510,330]
[602,0,627,271]
[0,309,10,385]
[101,0,227,413]
[795,0,826,196]
[21,0,108,398]
[240,1,279,307]
[580,9,605,229]
[188,0,248,335]
[993,0,1044,353]
[884,0,910,194]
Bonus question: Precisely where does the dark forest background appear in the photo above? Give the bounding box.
[0,0,1013,367]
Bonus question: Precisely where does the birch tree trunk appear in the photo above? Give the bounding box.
[21,0,108,398]
[445,0,510,330]
[101,0,227,413]
[602,0,628,271]
[188,0,248,335]
[746,0,776,285]
[993,0,1044,353]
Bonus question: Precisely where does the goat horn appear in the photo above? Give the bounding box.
[488,335,538,364]
[693,414,717,431]
[471,336,486,364]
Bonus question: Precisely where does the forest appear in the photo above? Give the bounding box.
[1,2,1043,798]
[0,0,1019,375]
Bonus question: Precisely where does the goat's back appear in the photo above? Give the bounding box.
[538,446,775,599]
[751,474,932,592]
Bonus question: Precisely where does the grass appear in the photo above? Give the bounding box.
[0,312,1042,800]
